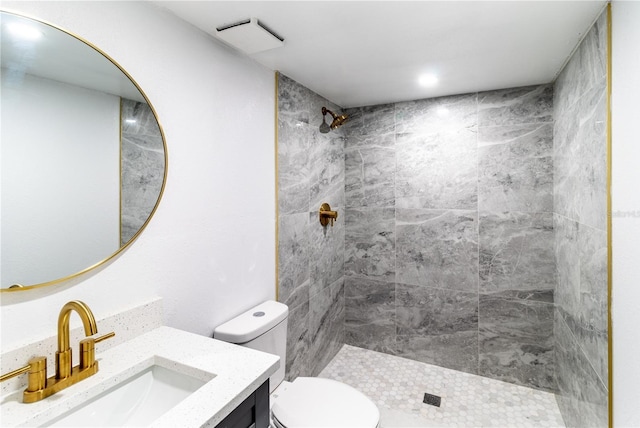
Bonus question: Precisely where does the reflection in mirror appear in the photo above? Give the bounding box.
[0,12,166,290]
[120,100,165,245]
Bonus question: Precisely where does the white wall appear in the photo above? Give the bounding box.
[2,74,120,286]
[0,1,275,350]
[611,1,640,426]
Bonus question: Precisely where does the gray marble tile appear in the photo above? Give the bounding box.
[278,74,313,125]
[595,10,608,81]
[344,276,396,353]
[478,85,553,127]
[279,73,345,129]
[554,151,608,388]
[309,131,345,210]
[396,209,478,292]
[554,12,607,114]
[344,208,395,281]
[345,145,395,208]
[277,73,347,385]
[478,123,553,213]
[554,310,608,428]
[552,13,609,419]
[278,213,310,309]
[554,214,580,315]
[285,301,310,380]
[578,225,608,335]
[277,119,310,215]
[479,211,555,296]
[478,294,556,393]
[120,99,164,245]
[309,209,345,296]
[344,104,396,137]
[560,225,608,389]
[278,73,346,215]
[554,83,607,231]
[559,308,608,393]
[395,332,479,375]
[478,121,552,148]
[483,289,554,304]
[396,283,478,337]
[552,97,578,167]
[396,129,477,210]
[342,107,364,135]
[345,132,395,150]
[554,86,606,197]
[309,277,345,376]
[395,93,477,135]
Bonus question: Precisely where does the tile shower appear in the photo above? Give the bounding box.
[553,10,608,428]
[277,8,608,427]
[343,84,556,393]
[277,75,346,379]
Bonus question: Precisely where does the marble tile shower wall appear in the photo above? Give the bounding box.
[553,10,608,428]
[342,85,557,393]
[277,74,345,380]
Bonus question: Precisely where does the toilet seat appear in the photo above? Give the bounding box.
[271,377,380,428]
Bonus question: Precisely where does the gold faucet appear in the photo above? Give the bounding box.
[56,301,97,379]
[0,300,114,403]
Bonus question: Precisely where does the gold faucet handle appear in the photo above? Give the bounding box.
[80,332,115,370]
[319,203,339,227]
[0,357,47,392]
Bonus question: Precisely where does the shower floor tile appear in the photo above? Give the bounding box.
[318,345,565,428]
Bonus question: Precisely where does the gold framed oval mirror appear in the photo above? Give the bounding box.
[0,11,167,292]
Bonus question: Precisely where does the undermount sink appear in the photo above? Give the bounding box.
[43,358,215,427]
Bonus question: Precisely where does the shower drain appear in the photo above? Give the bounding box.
[423,392,442,407]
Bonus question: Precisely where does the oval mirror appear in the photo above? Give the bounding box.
[0,11,167,291]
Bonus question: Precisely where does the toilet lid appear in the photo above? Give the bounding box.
[271,377,379,428]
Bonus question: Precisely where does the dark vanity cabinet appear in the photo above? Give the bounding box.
[215,380,270,428]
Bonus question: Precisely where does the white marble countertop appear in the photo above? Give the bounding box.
[0,326,280,427]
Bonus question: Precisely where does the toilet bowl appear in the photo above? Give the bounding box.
[214,301,380,428]
[271,377,379,428]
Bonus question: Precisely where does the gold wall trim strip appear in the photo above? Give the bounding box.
[275,71,280,302]
[606,3,613,428]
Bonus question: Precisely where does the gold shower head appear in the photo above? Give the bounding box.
[321,107,349,132]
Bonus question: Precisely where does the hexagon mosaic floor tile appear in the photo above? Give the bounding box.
[318,345,565,428]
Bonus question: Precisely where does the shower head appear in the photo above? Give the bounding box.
[320,107,348,132]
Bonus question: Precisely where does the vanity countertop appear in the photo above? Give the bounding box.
[0,326,280,427]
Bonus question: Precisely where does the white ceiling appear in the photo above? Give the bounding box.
[154,1,607,108]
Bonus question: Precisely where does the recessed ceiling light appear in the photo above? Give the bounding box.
[7,22,42,41]
[418,73,438,87]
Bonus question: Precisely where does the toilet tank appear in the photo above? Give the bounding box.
[213,301,288,392]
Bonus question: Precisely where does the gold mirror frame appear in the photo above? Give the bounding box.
[0,10,168,293]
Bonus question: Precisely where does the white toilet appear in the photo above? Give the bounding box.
[214,300,380,428]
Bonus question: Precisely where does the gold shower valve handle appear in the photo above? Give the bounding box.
[319,203,338,227]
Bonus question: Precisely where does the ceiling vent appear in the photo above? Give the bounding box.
[215,18,284,54]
